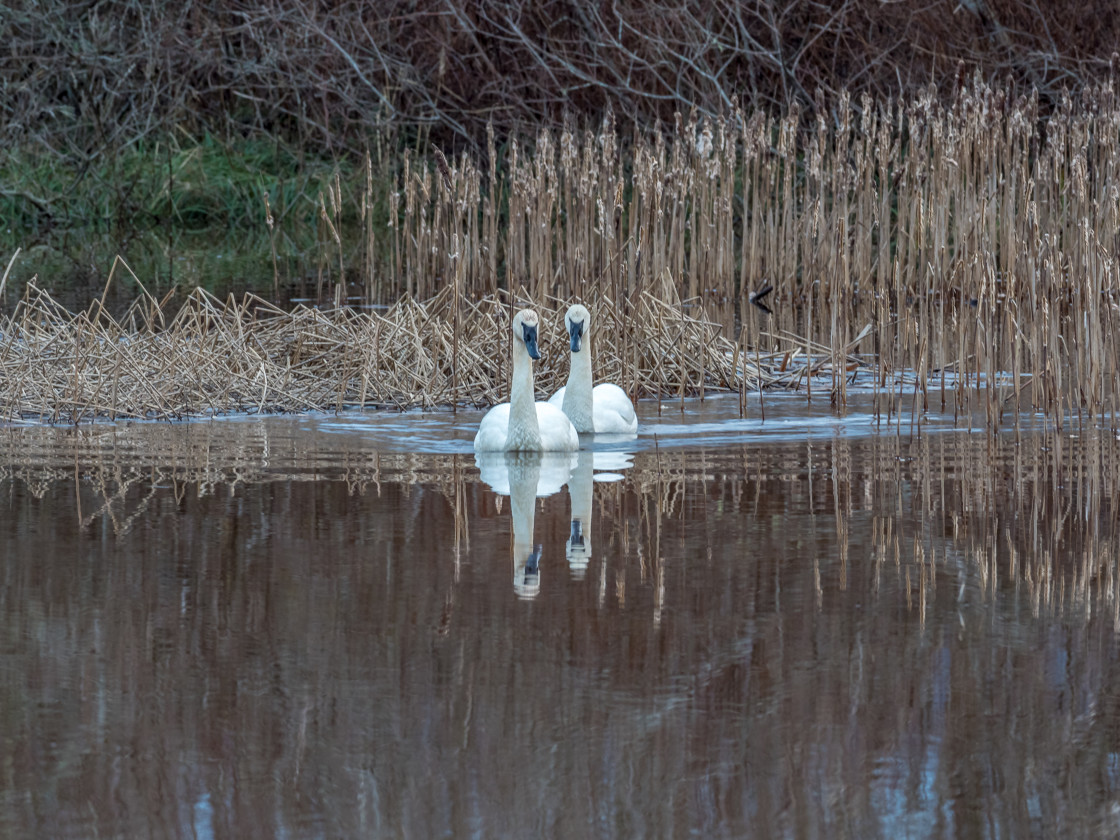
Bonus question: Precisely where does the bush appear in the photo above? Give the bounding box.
[4,0,1118,156]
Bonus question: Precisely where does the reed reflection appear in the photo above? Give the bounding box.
[3,419,1120,837]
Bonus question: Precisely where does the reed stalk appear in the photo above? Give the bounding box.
[8,79,1120,428]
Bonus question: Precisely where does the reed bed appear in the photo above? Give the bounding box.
[7,78,1120,427]
[329,78,1120,429]
[0,281,820,423]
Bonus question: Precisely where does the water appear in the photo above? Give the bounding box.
[3,395,1120,839]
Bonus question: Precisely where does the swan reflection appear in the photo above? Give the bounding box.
[566,449,634,579]
[476,451,577,598]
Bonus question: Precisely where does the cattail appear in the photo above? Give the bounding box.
[432,144,453,193]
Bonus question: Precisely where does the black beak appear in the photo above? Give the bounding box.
[568,319,584,352]
[525,544,542,575]
[522,324,540,360]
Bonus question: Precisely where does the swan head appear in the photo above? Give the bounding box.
[514,544,543,599]
[566,518,591,578]
[513,308,541,360]
[569,518,585,548]
[564,304,590,353]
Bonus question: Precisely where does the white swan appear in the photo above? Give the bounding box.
[474,308,579,452]
[548,303,638,435]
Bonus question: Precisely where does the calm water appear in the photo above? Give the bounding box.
[3,395,1120,839]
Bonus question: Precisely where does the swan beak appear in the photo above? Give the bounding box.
[568,319,584,352]
[522,324,540,360]
[569,519,584,547]
[525,544,543,575]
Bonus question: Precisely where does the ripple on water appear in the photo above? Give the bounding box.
[0,394,1115,839]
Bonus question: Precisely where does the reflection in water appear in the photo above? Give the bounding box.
[476,451,578,598]
[567,451,594,577]
[2,418,1120,837]
[565,449,635,578]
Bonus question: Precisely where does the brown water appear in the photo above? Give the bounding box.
[3,396,1120,839]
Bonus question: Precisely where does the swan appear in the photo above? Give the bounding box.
[548,303,638,435]
[474,308,579,452]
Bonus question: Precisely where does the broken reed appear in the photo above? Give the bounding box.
[0,281,805,423]
[340,78,1120,428]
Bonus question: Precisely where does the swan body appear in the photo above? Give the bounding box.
[474,309,579,452]
[550,382,637,435]
[548,304,638,435]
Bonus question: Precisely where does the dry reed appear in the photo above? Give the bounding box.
[7,78,1120,428]
[341,77,1120,429]
[0,281,816,423]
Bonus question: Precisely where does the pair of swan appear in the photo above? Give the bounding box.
[473,304,637,452]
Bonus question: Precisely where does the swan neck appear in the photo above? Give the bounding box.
[562,342,595,432]
[506,341,541,448]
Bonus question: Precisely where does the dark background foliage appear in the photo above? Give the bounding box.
[4,0,1118,157]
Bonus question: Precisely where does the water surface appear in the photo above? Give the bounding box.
[2,395,1120,839]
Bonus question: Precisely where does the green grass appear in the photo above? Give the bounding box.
[0,134,361,232]
[0,132,396,306]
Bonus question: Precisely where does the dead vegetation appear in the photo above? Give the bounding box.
[0,279,819,423]
[331,77,1120,430]
[5,76,1120,429]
